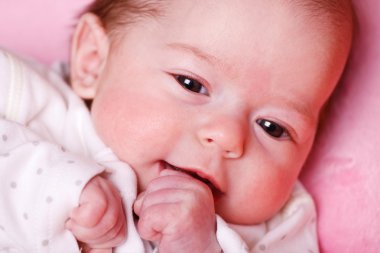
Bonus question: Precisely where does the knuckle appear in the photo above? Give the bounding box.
[106,211,120,226]
[136,216,153,240]
[114,230,127,246]
[103,211,121,230]
[97,197,108,211]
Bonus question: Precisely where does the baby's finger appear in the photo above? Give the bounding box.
[71,177,108,227]
[86,219,127,248]
[81,243,113,253]
[136,202,179,243]
[88,249,112,253]
[72,182,126,242]
[84,180,125,238]
[145,171,208,196]
[87,249,112,253]
[71,211,126,247]
[133,191,146,216]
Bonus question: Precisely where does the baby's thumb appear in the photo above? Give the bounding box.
[88,249,112,253]
[69,200,105,227]
[82,245,112,253]
[133,191,146,216]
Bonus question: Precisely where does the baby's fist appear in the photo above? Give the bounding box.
[66,175,127,250]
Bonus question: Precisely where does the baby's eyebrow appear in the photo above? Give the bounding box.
[166,42,225,66]
[166,42,237,78]
[280,96,316,125]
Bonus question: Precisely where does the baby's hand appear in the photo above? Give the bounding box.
[134,169,222,253]
[65,175,127,251]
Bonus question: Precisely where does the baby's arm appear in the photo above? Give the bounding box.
[133,169,222,253]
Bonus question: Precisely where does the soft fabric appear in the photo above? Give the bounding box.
[0,0,92,64]
[0,0,379,252]
[226,182,318,253]
[300,0,380,252]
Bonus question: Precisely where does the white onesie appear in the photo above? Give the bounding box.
[0,49,319,253]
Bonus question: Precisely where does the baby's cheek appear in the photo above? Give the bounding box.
[90,88,170,160]
[90,92,134,152]
[216,168,296,225]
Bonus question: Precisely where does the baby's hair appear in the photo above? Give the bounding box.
[86,0,162,39]
[290,0,354,33]
[290,0,354,45]
[291,0,353,20]
[85,0,353,43]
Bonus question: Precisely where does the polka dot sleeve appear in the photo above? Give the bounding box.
[0,119,104,253]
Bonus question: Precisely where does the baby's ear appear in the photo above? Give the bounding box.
[70,13,109,99]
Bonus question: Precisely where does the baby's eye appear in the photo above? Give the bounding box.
[174,75,209,95]
[256,119,289,139]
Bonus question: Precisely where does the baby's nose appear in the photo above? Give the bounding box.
[197,115,246,158]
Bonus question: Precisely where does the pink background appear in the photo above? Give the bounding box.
[0,0,92,64]
[300,0,380,251]
[0,0,379,252]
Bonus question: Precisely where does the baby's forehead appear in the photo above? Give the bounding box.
[90,0,351,27]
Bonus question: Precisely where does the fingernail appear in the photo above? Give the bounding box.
[133,192,145,214]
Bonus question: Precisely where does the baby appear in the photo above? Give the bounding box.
[0,0,353,252]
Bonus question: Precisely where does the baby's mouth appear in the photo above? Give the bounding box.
[163,161,223,196]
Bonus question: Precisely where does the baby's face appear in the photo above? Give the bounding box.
[81,0,350,224]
